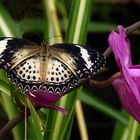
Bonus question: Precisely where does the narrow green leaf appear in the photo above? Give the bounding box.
[0,80,10,97]
[43,0,93,140]
[65,0,92,44]
[0,3,23,140]
[80,91,128,125]
[123,117,139,140]
[112,122,127,140]
[129,120,139,140]
[0,3,20,37]
[0,70,11,96]
[17,18,117,34]
[112,115,139,140]
[0,70,9,83]
[27,98,44,140]
[44,90,78,140]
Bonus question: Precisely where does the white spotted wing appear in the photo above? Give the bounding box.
[0,38,106,96]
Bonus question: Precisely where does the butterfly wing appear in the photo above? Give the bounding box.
[0,39,106,114]
[50,44,106,81]
[0,37,40,70]
[8,48,78,95]
[46,44,106,95]
[0,39,106,102]
[0,37,41,87]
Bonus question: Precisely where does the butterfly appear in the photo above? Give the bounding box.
[0,37,106,114]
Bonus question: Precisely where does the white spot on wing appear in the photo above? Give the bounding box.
[76,45,92,69]
[0,38,12,57]
[15,56,40,82]
[46,58,72,83]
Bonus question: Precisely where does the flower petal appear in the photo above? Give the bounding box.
[26,91,68,115]
[112,77,140,123]
[109,25,140,123]
[120,62,140,100]
[108,25,132,67]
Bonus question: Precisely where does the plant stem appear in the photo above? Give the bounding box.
[43,0,63,44]
[125,20,140,35]
[75,100,89,140]
[0,112,24,139]
[0,106,40,139]
[103,20,140,58]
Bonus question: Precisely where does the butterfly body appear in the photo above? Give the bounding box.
[0,37,106,113]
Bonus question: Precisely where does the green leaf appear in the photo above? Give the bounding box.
[43,0,93,140]
[0,70,11,96]
[80,91,128,125]
[0,80,10,97]
[65,0,93,44]
[0,3,20,37]
[126,118,139,140]
[112,114,139,140]
[27,98,44,140]
[0,3,24,140]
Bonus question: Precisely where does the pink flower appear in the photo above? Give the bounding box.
[108,25,140,123]
[25,91,68,115]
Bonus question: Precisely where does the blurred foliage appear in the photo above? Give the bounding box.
[0,0,140,140]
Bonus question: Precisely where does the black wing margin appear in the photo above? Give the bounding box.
[0,37,39,71]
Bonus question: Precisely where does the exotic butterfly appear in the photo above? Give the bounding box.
[0,37,106,114]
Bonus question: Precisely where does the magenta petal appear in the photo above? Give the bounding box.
[108,25,132,66]
[128,65,140,77]
[108,25,140,123]
[30,90,62,102]
[26,91,68,115]
[112,77,140,123]
[126,66,140,88]
[121,63,140,100]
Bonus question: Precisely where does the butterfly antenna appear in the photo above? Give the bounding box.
[45,35,64,45]
[42,40,47,46]
[48,35,64,40]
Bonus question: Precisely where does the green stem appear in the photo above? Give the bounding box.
[124,117,139,140]
[65,0,92,44]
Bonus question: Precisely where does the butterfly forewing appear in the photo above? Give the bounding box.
[0,38,39,69]
[51,44,105,79]
[0,38,106,97]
